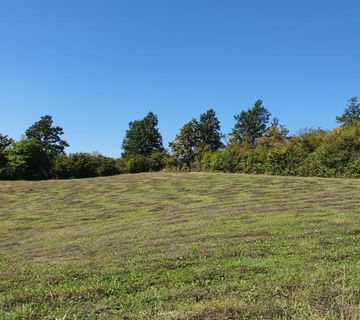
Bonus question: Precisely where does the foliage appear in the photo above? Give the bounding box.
[336,96,360,125]
[169,109,224,168]
[230,99,271,147]
[169,119,200,168]
[118,151,169,174]
[122,112,164,157]
[258,118,289,149]
[191,121,360,178]
[25,115,69,156]
[311,122,360,177]
[6,139,51,180]
[53,153,119,179]
[197,109,224,151]
[0,133,13,151]
[0,134,13,178]
[2,97,360,180]
[296,128,329,153]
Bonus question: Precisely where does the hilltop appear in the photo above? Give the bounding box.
[1,172,360,319]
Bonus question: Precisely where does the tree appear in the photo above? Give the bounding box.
[6,139,51,180]
[122,112,164,157]
[0,134,13,152]
[230,100,271,147]
[25,115,69,156]
[197,109,224,152]
[258,118,289,149]
[0,134,13,178]
[336,96,360,125]
[169,119,199,167]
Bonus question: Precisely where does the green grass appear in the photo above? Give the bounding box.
[1,172,360,319]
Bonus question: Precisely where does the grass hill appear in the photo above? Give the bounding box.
[1,172,360,319]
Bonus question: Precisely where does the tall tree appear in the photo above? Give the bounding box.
[336,96,360,125]
[0,134,13,153]
[169,119,199,167]
[197,109,224,152]
[230,99,271,147]
[0,134,13,177]
[25,115,69,156]
[122,112,164,157]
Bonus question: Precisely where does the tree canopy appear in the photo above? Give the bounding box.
[230,100,271,147]
[6,139,51,180]
[169,119,199,167]
[0,134,13,177]
[25,115,69,156]
[336,96,360,125]
[122,112,164,157]
[197,109,224,152]
[2,96,360,180]
[0,134,13,152]
[258,118,289,149]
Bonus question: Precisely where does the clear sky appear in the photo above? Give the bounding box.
[0,0,359,157]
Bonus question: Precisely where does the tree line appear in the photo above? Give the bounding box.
[1,96,360,180]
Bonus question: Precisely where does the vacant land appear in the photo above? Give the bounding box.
[1,172,360,319]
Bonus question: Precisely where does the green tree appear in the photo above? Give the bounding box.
[230,100,271,147]
[169,119,200,167]
[197,109,224,152]
[0,134,13,178]
[25,115,69,156]
[122,112,164,157]
[0,134,13,152]
[6,139,51,180]
[336,96,360,125]
[258,118,289,149]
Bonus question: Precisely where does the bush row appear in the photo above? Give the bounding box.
[1,123,359,180]
[0,150,170,180]
[191,123,360,178]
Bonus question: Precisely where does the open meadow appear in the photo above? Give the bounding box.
[1,172,360,319]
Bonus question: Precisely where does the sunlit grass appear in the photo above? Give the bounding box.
[1,172,360,319]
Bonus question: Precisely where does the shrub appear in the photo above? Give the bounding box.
[117,151,169,174]
[311,123,360,177]
[53,153,119,179]
[117,155,150,174]
[6,139,51,180]
[148,151,170,171]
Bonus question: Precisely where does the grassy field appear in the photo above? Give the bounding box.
[1,172,360,319]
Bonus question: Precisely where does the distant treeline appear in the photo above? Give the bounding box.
[1,97,360,180]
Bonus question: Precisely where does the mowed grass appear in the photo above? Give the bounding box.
[1,173,360,320]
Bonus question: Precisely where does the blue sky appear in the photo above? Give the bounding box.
[0,0,359,157]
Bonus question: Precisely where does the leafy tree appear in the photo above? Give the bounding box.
[0,134,13,178]
[0,134,13,152]
[6,139,50,180]
[197,109,224,151]
[336,96,360,125]
[258,118,289,149]
[230,100,271,147]
[122,112,164,157]
[169,119,200,167]
[25,115,69,156]
[0,134,13,162]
